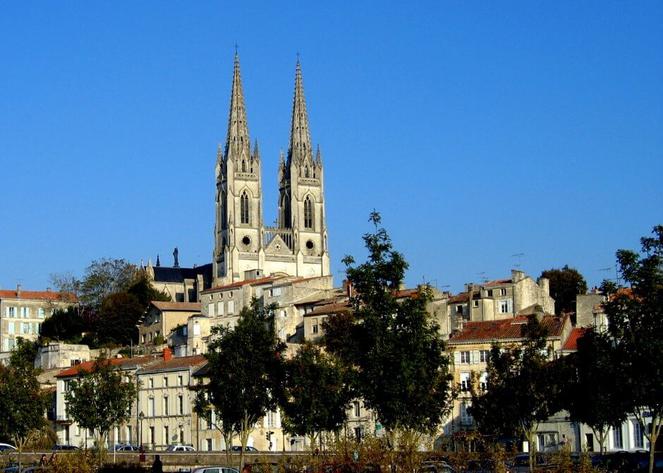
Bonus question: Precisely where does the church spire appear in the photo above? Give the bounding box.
[225,52,250,159]
[287,58,313,165]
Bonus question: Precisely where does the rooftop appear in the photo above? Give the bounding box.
[448,315,566,344]
[56,355,156,378]
[0,289,77,302]
[150,301,201,312]
[138,355,207,374]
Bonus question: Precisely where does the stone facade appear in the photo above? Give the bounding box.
[0,286,76,353]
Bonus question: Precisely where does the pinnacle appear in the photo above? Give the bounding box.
[225,51,251,160]
[288,58,313,165]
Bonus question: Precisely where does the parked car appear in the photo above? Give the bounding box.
[418,461,456,473]
[228,445,258,452]
[509,453,555,473]
[0,443,16,452]
[52,444,79,451]
[113,444,140,452]
[192,467,239,473]
[166,444,195,452]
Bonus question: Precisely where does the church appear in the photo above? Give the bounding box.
[213,54,331,285]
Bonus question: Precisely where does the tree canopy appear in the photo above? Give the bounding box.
[64,357,137,455]
[281,342,354,444]
[540,265,588,315]
[602,225,663,473]
[470,316,559,472]
[202,299,285,469]
[323,212,453,437]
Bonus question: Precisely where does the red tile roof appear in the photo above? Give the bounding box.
[138,355,207,374]
[200,276,287,293]
[448,293,470,304]
[562,328,590,351]
[0,289,77,302]
[56,355,155,378]
[448,315,565,344]
[150,301,201,312]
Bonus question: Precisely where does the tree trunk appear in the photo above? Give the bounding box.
[593,427,607,455]
[647,414,661,473]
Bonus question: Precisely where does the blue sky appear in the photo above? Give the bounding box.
[1,1,661,293]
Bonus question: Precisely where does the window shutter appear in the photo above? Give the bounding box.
[454,352,461,365]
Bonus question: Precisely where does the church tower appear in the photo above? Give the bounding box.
[213,53,263,284]
[213,56,330,286]
[276,59,330,276]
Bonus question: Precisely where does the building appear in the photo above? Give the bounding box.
[212,54,330,286]
[445,311,573,451]
[144,251,212,303]
[54,354,158,447]
[139,301,201,347]
[447,270,554,330]
[135,350,206,450]
[0,286,76,353]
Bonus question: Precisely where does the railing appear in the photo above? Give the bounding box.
[264,227,294,250]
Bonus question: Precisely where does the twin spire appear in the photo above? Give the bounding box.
[224,53,317,166]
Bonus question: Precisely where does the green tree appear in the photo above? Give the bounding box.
[540,265,588,315]
[64,357,137,465]
[323,212,453,443]
[52,258,136,309]
[562,329,630,454]
[126,271,171,308]
[470,316,558,473]
[0,344,50,470]
[96,292,144,346]
[602,225,663,473]
[281,342,354,448]
[202,299,285,470]
[40,306,87,343]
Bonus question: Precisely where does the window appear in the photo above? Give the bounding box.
[613,425,623,449]
[193,321,201,336]
[487,290,493,297]
[473,300,479,308]
[312,321,319,335]
[304,196,313,229]
[206,438,213,452]
[500,288,507,296]
[209,303,216,317]
[633,421,644,448]
[148,397,155,417]
[8,322,14,334]
[479,372,488,392]
[480,350,490,363]
[21,307,30,318]
[460,351,471,364]
[149,378,154,388]
[455,305,464,315]
[6,307,16,317]
[164,426,169,445]
[218,302,224,316]
[499,299,513,313]
[163,396,169,416]
[460,372,471,392]
[127,425,132,444]
[163,376,169,387]
[38,308,46,318]
[178,395,184,415]
[266,410,277,428]
[178,375,183,386]
[460,401,473,425]
[149,427,155,446]
[227,300,235,315]
[21,322,30,334]
[353,401,361,418]
[240,191,250,224]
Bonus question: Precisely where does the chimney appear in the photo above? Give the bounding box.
[163,347,173,362]
[511,269,525,283]
[539,277,550,295]
[16,284,21,297]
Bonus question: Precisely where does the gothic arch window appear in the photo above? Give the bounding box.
[304,195,313,229]
[305,166,310,178]
[240,191,250,224]
[241,159,247,172]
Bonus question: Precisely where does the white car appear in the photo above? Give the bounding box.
[192,467,239,473]
[165,444,195,452]
[0,443,16,452]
